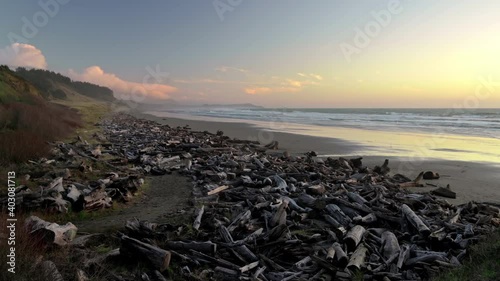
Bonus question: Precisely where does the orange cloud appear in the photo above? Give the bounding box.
[68,66,177,100]
[286,79,303,87]
[0,43,47,69]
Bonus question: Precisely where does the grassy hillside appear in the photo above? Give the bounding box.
[15,67,115,102]
[0,65,42,104]
[0,66,84,164]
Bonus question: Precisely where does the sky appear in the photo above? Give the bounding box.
[0,0,499,107]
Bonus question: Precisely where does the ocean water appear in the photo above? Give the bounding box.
[149,107,500,163]
[158,107,500,139]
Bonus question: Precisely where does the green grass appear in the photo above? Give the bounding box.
[54,100,110,144]
[434,228,500,281]
[95,244,113,254]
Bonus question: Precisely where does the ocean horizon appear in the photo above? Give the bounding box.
[150,107,500,139]
[148,107,500,164]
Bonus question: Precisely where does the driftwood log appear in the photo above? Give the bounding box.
[120,234,171,271]
[25,216,77,246]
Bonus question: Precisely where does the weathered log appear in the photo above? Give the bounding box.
[214,266,239,280]
[332,242,348,267]
[373,159,390,175]
[326,245,336,262]
[25,216,77,246]
[44,192,71,213]
[271,175,288,193]
[47,177,64,193]
[295,256,317,271]
[399,171,424,188]
[165,241,216,255]
[242,227,264,243]
[357,213,377,224]
[193,205,204,230]
[270,201,288,227]
[239,261,260,273]
[325,204,352,226]
[397,244,411,269]
[431,186,456,198]
[344,225,366,252]
[405,254,446,266]
[423,171,440,180]
[120,235,171,271]
[66,185,84,210]
[190,250,240,270]
[381,231,400,260]
[84,187,112,211]
[307,184,327,195]
[464,224,474,238]
[401,204,431,236]
[227,210,252,232]
[125,218,157,238]
[347,192,368,205]
[347,244,368,271]
[207,185,230,196]
[264,140,279,150]
[219,226,258,262]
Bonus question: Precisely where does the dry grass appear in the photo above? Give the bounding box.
[0,100,82,164]
[434,228,500,281]
[0,212,119,281]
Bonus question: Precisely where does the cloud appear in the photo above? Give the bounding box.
[286,79,303,88]
[215,66,248,73]
[310,73,323,81]
[174,78,248,84]
[68,66,177,100]
[297,72,323,80]
[243,73,321,95]
[244,86,301,95]
[0,43,47,69]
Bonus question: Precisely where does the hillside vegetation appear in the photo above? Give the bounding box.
[15,67,115,102]
[0,65,42,104]
[0,65,113,164]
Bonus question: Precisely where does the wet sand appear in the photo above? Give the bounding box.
[135,111,500,205]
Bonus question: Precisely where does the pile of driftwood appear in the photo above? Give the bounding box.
[6,113,500,280]
[87,114,499,280]
[1,128,145,213]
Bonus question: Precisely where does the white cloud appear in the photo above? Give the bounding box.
[0,43,47,69]
[310,73,323,81]
[296,72,322,80]
[68,66,177,100]
[215,66,248,73]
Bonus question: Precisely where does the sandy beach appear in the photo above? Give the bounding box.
[134,111,500,205]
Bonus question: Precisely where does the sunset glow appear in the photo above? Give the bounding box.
[1,1,499,107]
